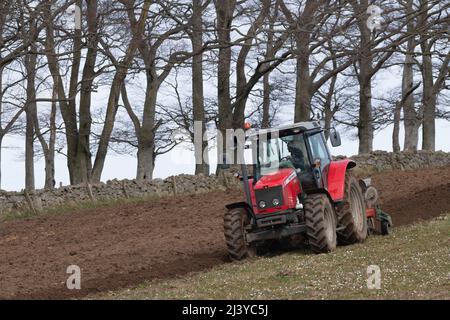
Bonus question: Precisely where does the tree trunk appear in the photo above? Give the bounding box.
[402,0,418,151]
[355,0,374,154]
[262,4,277,129]
[43,0,97,184]
[43,2,80,185]
[421,70,436,151]
[232,0,270,131]
[358,77,374,154]
[324,108,332,141]
[91,0,151,182]
[214,1,235,171]
[402,61,419,151]
[135,77,159,181]
[44,86,57,189]
[418,0,448,151]
[262,72,271,128]
[76,0,98,182]
[294,48,312,122]
[420,40,436,151]
[32,82,57,190]
[66,0,83,184]
[25,48,37,191]
[392,102,401,152]
[91,70,125,182]
[192,0,209,175]
[292,1,316,122]
[136,138,155,180]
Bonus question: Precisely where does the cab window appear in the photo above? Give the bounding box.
[308,133,330,167]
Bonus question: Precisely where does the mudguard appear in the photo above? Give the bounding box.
[327,159,356,202]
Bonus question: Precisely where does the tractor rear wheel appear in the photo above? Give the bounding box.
[304,194,337,253]
[336,173,368,244]
[224,207,256,261]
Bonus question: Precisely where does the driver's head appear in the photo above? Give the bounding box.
[287,140,295,151]
[288,140,304,158]
[288,140,298,152]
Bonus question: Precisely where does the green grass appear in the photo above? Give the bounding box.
[93,215,450,300]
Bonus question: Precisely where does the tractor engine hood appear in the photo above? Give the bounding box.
[254,168,297,190]
[250,168,302,214]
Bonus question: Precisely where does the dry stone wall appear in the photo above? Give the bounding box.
[0,174,240,214]
[341,150,450,175]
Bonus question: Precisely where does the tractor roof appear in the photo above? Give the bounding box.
[246,121,323,139]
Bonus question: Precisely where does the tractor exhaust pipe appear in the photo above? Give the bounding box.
[241,163,253,209]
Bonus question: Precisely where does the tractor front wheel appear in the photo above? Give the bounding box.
[304,194,337,253]
[224,208,256,261]
[336,174,368,244]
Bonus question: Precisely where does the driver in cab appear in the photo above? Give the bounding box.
[279,138,307,172]
[287,140,307,171]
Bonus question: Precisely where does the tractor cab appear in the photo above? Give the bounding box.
[224,121,390,261]
[249,121,338,197]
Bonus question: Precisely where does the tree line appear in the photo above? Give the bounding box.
[0,0,448,190]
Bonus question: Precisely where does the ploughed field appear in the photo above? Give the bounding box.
[0,166,449,299]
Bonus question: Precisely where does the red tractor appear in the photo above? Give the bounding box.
[224,121,392,260]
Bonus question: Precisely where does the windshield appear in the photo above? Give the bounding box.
[253,133,309,180]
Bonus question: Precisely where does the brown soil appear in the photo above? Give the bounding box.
[1,166,450,299]
[371,167,450,226]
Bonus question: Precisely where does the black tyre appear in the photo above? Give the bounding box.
[223,208,256,261]
[381,220,391,235]
[336,173,368,244]
[304,194,337,253]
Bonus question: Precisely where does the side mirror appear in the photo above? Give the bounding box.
[330,129,341,147]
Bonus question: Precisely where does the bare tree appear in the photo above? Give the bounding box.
[76,0,99,183]
[393,82,421,152]
[106,1,196,181]
[90,0,151,182]
[191,0,210,175]
[278,0,356,123]
[214,0,291,169]
[0,64,25,189]
[214,0,236,168]
[43,0,90,184]
[346,0,430,153]
[417,0,449,151]
[33,84,58,189]
[261,2,279,128]
[0,0,44,188]
[402,0,420,151]
[24,43,37,191]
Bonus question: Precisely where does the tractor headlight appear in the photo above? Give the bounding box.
[272,198,280,206]
[259,200,267,208]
